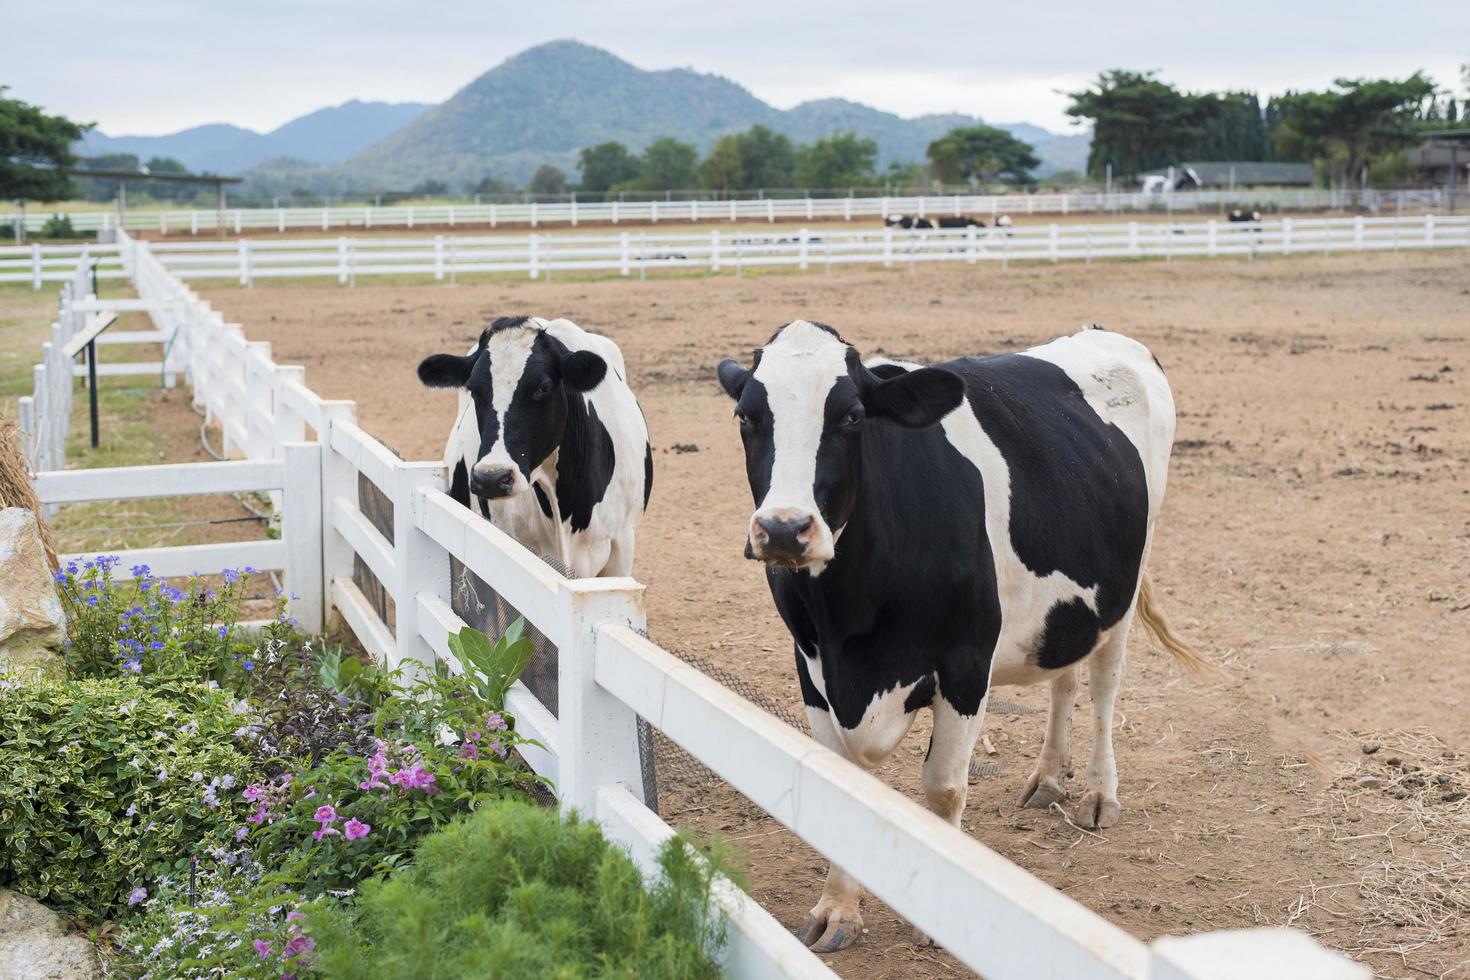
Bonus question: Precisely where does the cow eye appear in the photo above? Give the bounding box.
[842,409,864,428]
[532,379,553,400]
[735,411,754,429]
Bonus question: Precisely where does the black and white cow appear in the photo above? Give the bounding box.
[935,215,986,228]
[716,320,1204,952]
[418,316,652,578]
[883,214,936,229]
[1228,208,1262,223]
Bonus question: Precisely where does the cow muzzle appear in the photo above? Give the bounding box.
[746,507,833,565]
[470,463,527,499]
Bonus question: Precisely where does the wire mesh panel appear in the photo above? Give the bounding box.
[354,471,395,629]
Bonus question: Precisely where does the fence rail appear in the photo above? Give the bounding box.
[116,214,1470,286]
[17,229,1365,979]
[1,187,1454,237]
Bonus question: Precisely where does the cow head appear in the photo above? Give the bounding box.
[418,317,607,500]
[716,320,963,568]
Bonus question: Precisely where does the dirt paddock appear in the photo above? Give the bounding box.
[208,252,1469,978]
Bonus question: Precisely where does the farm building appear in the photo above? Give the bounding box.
[1140,161,1316,192]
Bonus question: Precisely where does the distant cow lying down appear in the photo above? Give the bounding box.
[884,214,986,229]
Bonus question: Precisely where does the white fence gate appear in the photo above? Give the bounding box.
[17,230,1365,979]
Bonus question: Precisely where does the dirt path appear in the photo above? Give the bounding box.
[208,251,1470,978]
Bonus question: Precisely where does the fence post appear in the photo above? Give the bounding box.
[883,226,893,268]
[529,234,539,280]
[1425,213,1435,247]
[434,236,445,281]
[1208,220,1217,257]
[531,202,538,228]
[798,227,809,270]
[238,240,251,286]
[966,224,978,264]
[1129,221,1139,255]
[234,210,242,234]
[691,199,699,223]
[767,199,774,223]
[282,441,325,635]
[1049,224,1059,262]
[337,238,348,284]
[710,229,721,272]
[1354,215,1364,248]
[1281,217,1293,254]
[272,365,308,445]
[395,464,449,674]
[31,244,41,291]
[318,401,359,628]
[619,232,630,277]
[559,578,650,814]
[277,208,285,233]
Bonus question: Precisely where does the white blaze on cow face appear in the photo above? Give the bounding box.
[470,326,538,498]
[747,320,851,565]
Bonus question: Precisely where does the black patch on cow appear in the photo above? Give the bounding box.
[477,495,490,519]
[449,459,470,508]
[643,442,653,511]
[903,674,937,713]
[959,353,1150,658]
[1034,597,1101,670]
[868,362,911,380]
[794,647,829,712]
[552,395,616,532]
[532,483,553,519]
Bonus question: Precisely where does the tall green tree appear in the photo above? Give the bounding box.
[732,125,796,189]
[699,135,744,194]
[926,126,1039,186]
[795,132,878,188]
[1,88,89,201]
[1273,74,1437,187]
[623,138,698,192]
[528,164,567,197]
[576,141,640,194]
[1064,70,1220,178]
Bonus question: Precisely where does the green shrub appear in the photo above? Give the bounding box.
[39,213,77,239]
[55,556,275,686]
[0,676,262,918]
[308,797,729,979]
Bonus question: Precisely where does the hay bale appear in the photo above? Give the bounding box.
[0,416,56,572]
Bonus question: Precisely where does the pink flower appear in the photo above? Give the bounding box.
[253,939,273,959]
[283,934,315,959]
[488,739,507,759]
[313,805,337,824]
[248,804,269,824]
[242,784,264,802]
[485,712,508,732]
[343,817,371,840]
[311,826,339,840]
[458,741,479,760]
[391,763,438,793]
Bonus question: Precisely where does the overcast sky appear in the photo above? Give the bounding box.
[7,0,1467,136]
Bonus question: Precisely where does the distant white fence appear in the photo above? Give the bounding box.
[1,186,1453,237]
[18,230,1365,979]
[123,213,1470,285]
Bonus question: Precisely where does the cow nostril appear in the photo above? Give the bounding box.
[474,467,518,498]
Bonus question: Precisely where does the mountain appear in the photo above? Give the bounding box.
[76,100,431,174]
[338,41,1089,187]
[340,41,779,188]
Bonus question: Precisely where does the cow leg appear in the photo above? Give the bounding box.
[601,533,635,577]
[1019,666,1078,811]
[795,705,869,954]
[1076,625,1128,829]
[912,693,987,946]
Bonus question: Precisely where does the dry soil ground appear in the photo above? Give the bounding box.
[206,251,1470,978]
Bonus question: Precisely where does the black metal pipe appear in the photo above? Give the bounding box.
[88,339,99,449]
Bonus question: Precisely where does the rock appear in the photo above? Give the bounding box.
[0,508,65,671]
[0,889,100,979]
[1355,775,1382,789]
[1361,742,1380,755]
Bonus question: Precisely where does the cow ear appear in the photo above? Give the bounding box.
[560,350,607,392]
[866,366,964,428]
[417,353,473,389]
[717,359,749,400]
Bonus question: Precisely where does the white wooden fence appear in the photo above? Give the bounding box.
[1,186,1452,237]
[18,229,1365,979]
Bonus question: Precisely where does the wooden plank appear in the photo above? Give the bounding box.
[330,418,403,498]
[70,361,170,378]
[330,495,396,592]
[61,538,287,580]
[61,313,118,358]
[594,624,1150,980]
[331,576,394,660]
[595,785,838,980]
[35,459,284,503]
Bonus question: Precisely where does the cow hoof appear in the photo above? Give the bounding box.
[796,912,863,953]
[1018,773,1067,810]
[1076,792,1121,829]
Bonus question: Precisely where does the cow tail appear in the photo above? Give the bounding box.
[1136,573,1220,677]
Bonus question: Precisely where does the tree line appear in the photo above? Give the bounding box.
[1065,68,1466,188]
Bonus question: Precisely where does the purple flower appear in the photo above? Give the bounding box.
[127,886,147,906]
[311,826,339,841]
[313,805,337,824]
[124,804,137,817]
[221,774,236,789]
[283,935,314,959]
[253,939,273,959]
[488,739,507,758]
[248,805,268,825]
[243,784,264,802]
[122,660,141,674]
[485,713,508,732]
[458,741,479,760]
[390,764,438,793]
[216,625,229,639]
[242,660,255,672]
[236,826,249,842]
[156,767,168,782]
[343,818,371,841]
